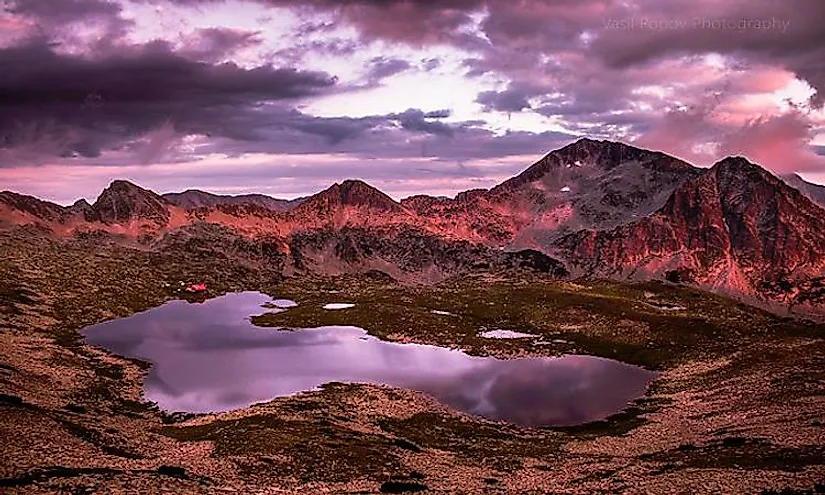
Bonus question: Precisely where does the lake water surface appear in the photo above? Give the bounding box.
[81,292,656,426]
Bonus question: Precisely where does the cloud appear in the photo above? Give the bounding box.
[421,57,442,71]
[476,86,532,112]
[3,0,133,46]
[632,100,720,165]
[390,109,455,137]
[268,34,358,66]
[273,0,487,46]
[157,0,487,46]
[0,39,338,165]
[179,27,265,62]
[3,0,824,193]
[3,0,121,24]
[365,56,412,84]
[718,111,825,174]
[135,120,179,164]
[634,95,825,174]
[0,119,82,166]
[590,0,825,106]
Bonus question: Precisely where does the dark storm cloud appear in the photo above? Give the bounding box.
[3,0,122,23]
[272,0,825,148]
[0,30,565,169]
[198,119,575,163]
[186,107,459,151]
[391,109,455,137]
[422,109,451,119]
[3,0,133,43]
[181,108,481,158]
[476,87,532,112]
[590,0,825,106]
[0,39,338,164]
[4,0,820,177]
[481,0,613,49]
[0,28,561,167]
[284,112,385,145]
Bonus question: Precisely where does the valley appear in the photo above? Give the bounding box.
[1,228,824,493]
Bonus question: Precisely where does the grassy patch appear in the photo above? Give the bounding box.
[377,412,561,471]
[647,437,825,472]
[159,415,403,482]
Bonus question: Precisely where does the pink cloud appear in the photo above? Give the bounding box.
[635,101,825,175]
[719,111,825,174]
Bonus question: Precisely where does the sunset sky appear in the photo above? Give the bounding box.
[1,0,824,203]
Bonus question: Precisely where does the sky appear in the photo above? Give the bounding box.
[1,0,825,204]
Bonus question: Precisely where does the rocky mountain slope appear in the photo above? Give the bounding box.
[162,189,305,211]
[401,139,702,246]
[782,173,825,209]
[2,138,824,313]
[555,157,825,310]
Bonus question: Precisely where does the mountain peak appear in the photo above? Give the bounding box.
[492,138,695,196]
[568,136,603,149]
[92,180,170,224]
[712,156,781,189]
[105,179,146,192]
[554,138,665,165]
[713,155,757,170]
[314,179,400,211]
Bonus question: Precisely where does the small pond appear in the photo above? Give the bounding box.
[81,292,656,426]
[323,303,355,310]
[479,329,535,339]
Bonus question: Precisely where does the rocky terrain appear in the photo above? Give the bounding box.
[162,190,306,212]
[2,139,824,314]
[556,157,825,314]
[0,228,824,493]
[782,174,825,209]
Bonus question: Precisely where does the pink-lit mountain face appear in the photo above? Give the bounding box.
[555,157,825,309]
[2,139,824,313]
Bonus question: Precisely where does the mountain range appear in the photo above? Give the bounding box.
[3,138,824,315]
[162,190,307,211]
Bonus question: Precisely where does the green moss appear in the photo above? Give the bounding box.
[57,418,143,459]
[159,415,403,482]
[647,438,825,472]
[252,276,807,370]
[377,412,561,471]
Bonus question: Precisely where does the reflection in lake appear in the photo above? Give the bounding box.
[81,292,655,426]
